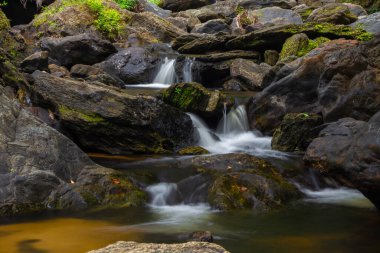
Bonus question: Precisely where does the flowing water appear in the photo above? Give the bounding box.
[182,57,194,83]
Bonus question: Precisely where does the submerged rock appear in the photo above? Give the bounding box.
[189,231,213,242]
[304,112,380,210]
[30,71,194,155]
[272,113,324,152]
[192,153,301,211]
[88,241,229,253]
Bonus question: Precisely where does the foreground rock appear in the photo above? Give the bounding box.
[192,153,301,211]
[304,112,380,210]
[247,36,380,134]
[88,241,229,253]
[30,71,194,154]
[0,86,147,216]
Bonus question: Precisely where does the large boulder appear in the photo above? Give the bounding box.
[162,0,214,12]
[306,3,358,25]
[0,86,147,217]
[29,71,194,155]
[70,64,125,88]
[350,12,380,35]
[41,33,117,68]
[192,19,231,34]
[20,51,49,73]
[272,113,324,152]
[247,37,380,134]
[175,33,234,54]
[88,241,230,253]
[192,153,301,211]
[304,112,380,210]
[246,7,303,27]
[97,47,159,84]
[237,0,297,10]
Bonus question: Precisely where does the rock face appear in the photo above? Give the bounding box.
[247,37,380,134]
[20,51,49,73]
[88,241,229,253]
[307,3,358,24]
[192,19,231,34]
[304,112,380,210]
[41,33,117,68]
[162,0,215,12]
[246,7,303,27]
[0,86,147,216]
[98,47,159,84]
[272,113,324,152]
[163,82,232,122]
[30,71,194,155]
[192,154,301,211]
[70,64,125,88]
[350,12,380,35]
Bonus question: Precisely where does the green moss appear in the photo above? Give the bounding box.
[0,10,10,30]
[148,0,162,7]
[178,146,210,155]
[58,105,108,124]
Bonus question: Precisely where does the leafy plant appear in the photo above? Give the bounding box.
[115,0,138,10]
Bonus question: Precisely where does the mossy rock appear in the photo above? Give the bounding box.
[338,0,380,13]
[226,22,374,51]
[280,33,330,60]
[307,3,358,25]
[272,113,324,152]
[178,146,210,155]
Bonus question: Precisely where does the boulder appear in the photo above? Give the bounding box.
[97,47,159,84]
[139,0,172,18]
[48,64,70,78]
[163,82,232,121]
[88,241,229,253]
[229,59,272,91]
[350,12,380,35]
[178,146,210,155]
[264,50,280,66]
[162,0,214,12]
[41,33,117,68]
[29,71,194,155]
[272,113,324,152]
[306,3,358,25]
[304,112,380,210]
[0,86,147,217]
[342,3,367,16]
[192,153,301,211]
[192,19,231,34]
[70,64,125,88]
[337,0,380,13]
[246,7,303,27]
[20,51,49,73]
[176,33,234,54]
[237,0,297,10]
[247,37,380,134]
[189,231,213,242]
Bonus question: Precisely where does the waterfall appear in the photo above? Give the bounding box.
[146,183,181,206]
[183,57,194,83]
[152,57,177,85]
[187,113,218,148]
[217,105,250,135]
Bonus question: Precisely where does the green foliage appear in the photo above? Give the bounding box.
[0,1,7,7]
[114,0,138,10]
[148,0,162,6]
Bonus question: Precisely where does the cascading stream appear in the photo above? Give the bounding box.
[182,57,194,83]
[153,57,177,85]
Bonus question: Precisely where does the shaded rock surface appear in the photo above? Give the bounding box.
[20,51,49,73]
[304,112,380,210]
[30,71,194,155]
[162,0,214,12]
[350,12,380,35]
[88,241,229,253]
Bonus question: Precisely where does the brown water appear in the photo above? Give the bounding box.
[1,157,379,253]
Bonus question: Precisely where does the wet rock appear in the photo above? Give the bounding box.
[247,37,380,134]
[162,0,214,12]
[306,3,358,25]
[350,12,380,35]
[192,153,301,211]
[178,146,210,155]
[304,112,380,210]
[230,59,272,91]
[97,47,159,84]
[88,241,229,253]
[192,19,231,34]
[163,82,232,121]
[41,33,117,68]
[189,231,213,242]
[177,33,234,54]
[272,113,324,152]
[70,64,125,88]
[30,71,194,155]
[20,51,49,73]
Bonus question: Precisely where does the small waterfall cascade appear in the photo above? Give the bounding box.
[187,113,218,148]
[146,183,181,206]
[217,104,250,135]
[153,57,177,85]
[183,57,194,83]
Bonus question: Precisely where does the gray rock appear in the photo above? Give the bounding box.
[306,3,358,25]
[230,59,271,91]
[350,12,380,35]
[192,19,231,34]
[70,64,125,88]
[20,51,49,73]
[139,0,172,18]
[343,3,367,17]
[88,241,229,253]
[247,7,303,27]
[238,0,297,10]
[162,0,214,12]
[41,33,117,67]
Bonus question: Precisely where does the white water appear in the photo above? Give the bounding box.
[124,83,171,89]
[301,187,374,208]
[153,57,177,85]
[188,105,275,156]
[183,57,194,83]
